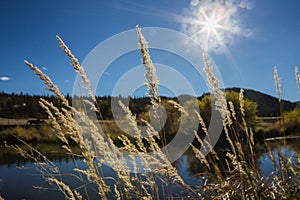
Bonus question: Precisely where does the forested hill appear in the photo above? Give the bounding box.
[0,89,297,119]
[225,88,296,116]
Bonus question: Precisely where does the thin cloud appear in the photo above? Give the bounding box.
[42,67,47,71]
[0,76,11,81]
[65,79,70,83]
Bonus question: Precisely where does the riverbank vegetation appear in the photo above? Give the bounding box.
[1,92,299,145]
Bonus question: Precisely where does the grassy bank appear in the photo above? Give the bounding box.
[0,122,122,145]
[0,125,59,144]
[2,117,300,146]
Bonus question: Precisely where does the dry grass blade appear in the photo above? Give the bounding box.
[274,66,284,124]
[295,67,300,91]
[194,110,208,135]
[136,25,160,105]
[56,36,90,87]
[168,100,189,116]
[24,60,69,107]
[47,178,76,200]
[274,66,281,102]
[56,35,102,119]
[202,53,227,121]
[202,53,238,159]
[25,56,109,199]
[228,101,236,121]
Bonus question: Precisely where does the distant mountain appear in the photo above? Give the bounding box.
[226,88,297,116]
[294,101,300,105]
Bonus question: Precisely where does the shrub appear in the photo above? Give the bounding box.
[198,91,259,130]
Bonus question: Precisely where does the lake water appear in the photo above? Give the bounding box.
[0,139,299,199]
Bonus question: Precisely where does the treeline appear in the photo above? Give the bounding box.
[0,92,66,119]
[0,88,297,119]
[0,92,166,119]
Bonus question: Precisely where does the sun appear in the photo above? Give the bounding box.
[201,12,222,36]
[181,1,247,52]
[192,5,231,50]
[203,17,218,33]
[185,4,232,51]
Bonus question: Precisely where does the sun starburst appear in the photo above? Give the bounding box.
[202,15,219,34]
[201,9,224,37]
[181,0,253,53]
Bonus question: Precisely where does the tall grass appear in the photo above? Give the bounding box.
[3,26,300,199]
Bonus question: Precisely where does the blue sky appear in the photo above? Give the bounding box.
[0,0,300,102]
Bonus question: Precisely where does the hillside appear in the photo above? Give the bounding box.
[226,88,296,116]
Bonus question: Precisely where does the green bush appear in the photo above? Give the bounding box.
[282,105,300,134]
[198,91,259,130]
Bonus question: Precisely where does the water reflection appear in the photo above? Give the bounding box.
[0,144,116,199]
[258,139,300,176]
[0,139,299,199]
[0,144,81,166]
[173,138,300,178]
